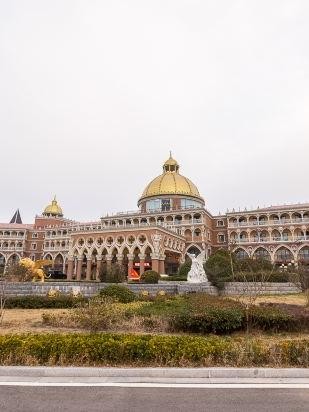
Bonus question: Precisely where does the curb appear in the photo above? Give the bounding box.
[1,367,309,379]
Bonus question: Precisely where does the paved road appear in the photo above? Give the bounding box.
[1,387,309,412]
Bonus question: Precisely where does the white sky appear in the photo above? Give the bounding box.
[0,0,308,223]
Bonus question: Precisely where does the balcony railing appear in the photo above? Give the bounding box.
[231,236,308,244]
[0,247,24,252]
[229,217,309,228]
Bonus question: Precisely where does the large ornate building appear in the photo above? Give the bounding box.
[1,155,309,279]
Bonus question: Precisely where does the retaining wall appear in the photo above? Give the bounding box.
[222,282,301,295]
[1,281,301,297]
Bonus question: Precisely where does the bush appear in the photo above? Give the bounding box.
[170,294,244,334]
[256,303,309,332]
[204,250,234,290]
[5,295,87,309]
[99,285,136,303]
[69,297,126,331]
[164,275,188,281]
[0,333,308,367]
[140,270,160,284]
[4,263,32,282]
[249,306,296,332]
[177,261,191,278]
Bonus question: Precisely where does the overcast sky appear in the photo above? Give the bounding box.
[0,0,308,223]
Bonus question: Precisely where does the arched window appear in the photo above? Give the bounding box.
[234,249,249,260]
[253,248,271,261]
[275,247,293,263]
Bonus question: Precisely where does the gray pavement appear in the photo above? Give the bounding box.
[1,387,309,412]
[1,368,309,411]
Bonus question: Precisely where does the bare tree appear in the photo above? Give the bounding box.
[230,255,277,334]
[0,275,7,325]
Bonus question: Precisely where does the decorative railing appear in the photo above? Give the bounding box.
[229,218,309,228]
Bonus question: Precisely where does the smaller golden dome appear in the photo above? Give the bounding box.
[43,196,63,217]
[163,152,180,173]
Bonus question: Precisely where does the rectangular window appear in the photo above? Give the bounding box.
[32,233,38,238]
[217,220,224,227]
[218,234,225,243]
[181,199,201,209]
[146,199,162,212]
[31,243,37,250]
[161,199,171,211]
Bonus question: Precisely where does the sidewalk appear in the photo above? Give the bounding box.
[0,367,309,387]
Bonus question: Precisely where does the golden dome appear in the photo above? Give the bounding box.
[138,154,204,204]
[43,196,63,217]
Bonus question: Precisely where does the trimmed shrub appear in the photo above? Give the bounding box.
[5,295,87,309]
[249,306,295,332]
[0,333,308,367]
[257,303,309,332]
[170,295,244,334]
[164,275,187,281]
[99,285,136,303]
[140,270,160,284]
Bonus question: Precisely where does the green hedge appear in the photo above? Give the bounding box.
[0,333,308,367]
[99,285,136,303]
[140,270,160,284]
[170,307,244,334]
[5,296,87,309]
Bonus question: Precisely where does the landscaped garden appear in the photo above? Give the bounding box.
[0,250,308,367]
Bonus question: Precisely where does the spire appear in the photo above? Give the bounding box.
[9,209,22,224]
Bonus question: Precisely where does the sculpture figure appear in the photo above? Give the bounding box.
[20,258,52,282]
[186,252,208,283]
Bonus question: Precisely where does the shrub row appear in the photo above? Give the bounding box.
[0,333,308,367]
[4,295,87,309]
[144,294,309,334]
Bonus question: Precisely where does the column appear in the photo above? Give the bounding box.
[106,255,112,271]
[159,259,165,275]
[62,259,67,275]
[139,254,145,276]
[86,257,92,281]
[76,258,83,281]
[127,254,134,277]
[151,258,159,273]
[67,258,74,281]
[96,258,102,281]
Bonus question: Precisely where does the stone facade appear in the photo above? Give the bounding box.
[1,155,308,279]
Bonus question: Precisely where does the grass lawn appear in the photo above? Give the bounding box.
[233,293,307,306]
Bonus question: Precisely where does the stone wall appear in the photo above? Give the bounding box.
[222,282,301,296]
[2,281,301,297]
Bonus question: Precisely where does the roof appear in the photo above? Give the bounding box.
[9,209,22,224]
[0,223,33,229]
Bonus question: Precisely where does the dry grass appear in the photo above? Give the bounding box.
[0,309,72,334]
[0,293,307,335]
[232,293,307,307]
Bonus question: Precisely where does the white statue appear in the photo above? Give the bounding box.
[186,252,208,283]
